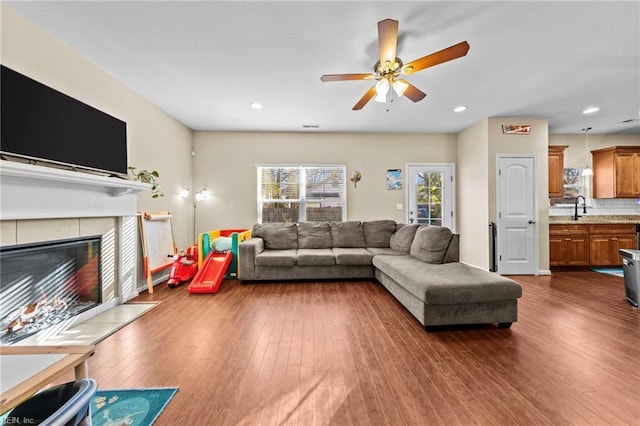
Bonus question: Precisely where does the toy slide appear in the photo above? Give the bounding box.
[188,251,232,294]
[197,229,251,278]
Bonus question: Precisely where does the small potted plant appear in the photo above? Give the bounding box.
[128,166,164,198]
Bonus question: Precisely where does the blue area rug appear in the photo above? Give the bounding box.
[592,268,624,278]
[91,387,178,426]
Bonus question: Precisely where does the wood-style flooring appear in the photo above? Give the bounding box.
[58,271,639,425]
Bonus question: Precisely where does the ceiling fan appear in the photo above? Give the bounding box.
[321,19,470,110]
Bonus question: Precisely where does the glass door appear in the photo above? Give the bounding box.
[406,164,455,230]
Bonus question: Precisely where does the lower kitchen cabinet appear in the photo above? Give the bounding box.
[550,223,638,267]
[549,224,590,266]
[588,224,638,266]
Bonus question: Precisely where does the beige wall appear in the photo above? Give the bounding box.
[191,132,457,233]
[1,5,195,250]
[456,119,490,269]
[488,118,550,272]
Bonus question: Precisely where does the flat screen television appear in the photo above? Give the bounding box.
[1,65,128,176]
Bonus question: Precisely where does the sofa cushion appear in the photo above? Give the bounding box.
[252,223,298,250]
[363,220,396,248]
[372,255,522,305]
[297,222,332,249]
[332,248,373,265]
[255,249,297,267]
[389,224,420,253]
[409,225,453,264]
[296,248,335,266]
[330,221,365,248]
[366,247,405,256]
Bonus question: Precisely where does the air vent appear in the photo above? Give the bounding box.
[302,124,320,129]
[620,118,640,123]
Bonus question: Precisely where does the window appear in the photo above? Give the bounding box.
[257,165,346,223]
[406,163,455,230]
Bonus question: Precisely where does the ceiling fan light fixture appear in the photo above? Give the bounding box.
[392,80,409,96]
[374,79,390,102]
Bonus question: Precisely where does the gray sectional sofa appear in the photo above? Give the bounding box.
[238,220,522,328]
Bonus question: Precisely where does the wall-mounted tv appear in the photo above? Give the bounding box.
[1,65,128,176]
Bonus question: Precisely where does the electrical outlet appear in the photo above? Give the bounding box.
[396,203,403,210]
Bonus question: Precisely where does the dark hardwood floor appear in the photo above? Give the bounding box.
[61,271,639,425]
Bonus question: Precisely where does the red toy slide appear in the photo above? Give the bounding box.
[187,251,232,294]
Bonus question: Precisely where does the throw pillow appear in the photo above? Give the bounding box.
[389,224,420,253]
[330,221,365,248]
[409,225,453,264]
[298,222,332,249]
[363,220,397,248]
[252,222,298,250]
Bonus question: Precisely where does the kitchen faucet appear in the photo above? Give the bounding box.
[573,195,587,220]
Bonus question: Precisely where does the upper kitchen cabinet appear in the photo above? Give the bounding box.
[548,146,568,198]
[592,146,640,198]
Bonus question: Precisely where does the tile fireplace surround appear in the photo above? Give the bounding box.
[0,160,150,343]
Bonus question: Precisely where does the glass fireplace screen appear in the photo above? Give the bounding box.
[0,235,102,344]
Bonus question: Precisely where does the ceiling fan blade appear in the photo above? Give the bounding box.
[403,41,470,74]
[353,85,377,110]
[321,73,373,82]
[378,19,399,65]
[400,80,427,103]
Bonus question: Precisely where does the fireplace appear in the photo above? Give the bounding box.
[1,160,149,344]
[0,235,103,344]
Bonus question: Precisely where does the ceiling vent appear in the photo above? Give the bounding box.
[620,118,640,123]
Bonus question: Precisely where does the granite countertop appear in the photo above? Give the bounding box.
[549,215,640,225]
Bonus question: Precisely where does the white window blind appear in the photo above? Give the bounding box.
[257,165,346,223]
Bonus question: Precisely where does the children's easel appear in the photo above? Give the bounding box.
[138,211,176,293]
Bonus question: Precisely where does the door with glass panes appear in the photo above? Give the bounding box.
[406,164,455,230]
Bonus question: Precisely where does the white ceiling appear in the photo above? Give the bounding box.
[6,1,640,135]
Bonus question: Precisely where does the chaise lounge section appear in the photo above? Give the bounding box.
[238,221,522,328]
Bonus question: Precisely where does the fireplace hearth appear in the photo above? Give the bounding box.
[0,235,102,344]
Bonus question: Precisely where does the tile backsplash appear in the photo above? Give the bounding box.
[549,198,640,216]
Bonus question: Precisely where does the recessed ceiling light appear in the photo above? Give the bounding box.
[250,102,263,110]
[453,105,467,112]
[582,106,599,114]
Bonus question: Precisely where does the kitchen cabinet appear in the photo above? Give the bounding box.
[588,224,638,266]
[549,224,590,266]
[548,146,568,198]
[591,146,640,198]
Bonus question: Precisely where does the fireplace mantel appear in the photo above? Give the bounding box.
[1,160,150,220]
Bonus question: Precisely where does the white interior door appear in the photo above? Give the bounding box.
[406,164,454,230]
[497,155,537,275]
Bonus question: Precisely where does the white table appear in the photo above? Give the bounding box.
[0,345,95,415]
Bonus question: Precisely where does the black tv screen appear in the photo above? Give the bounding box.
[1,65,128,175]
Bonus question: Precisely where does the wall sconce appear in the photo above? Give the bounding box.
[179,188,190,198]
[194,188,209,202]
[350,171,362,188]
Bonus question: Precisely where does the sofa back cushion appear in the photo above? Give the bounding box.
[389,224,420,253]
[330,221,365,248]
[298,222,332,249]
[252,222,298,250]
[363,220,396,248]
[409,225,453,264]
